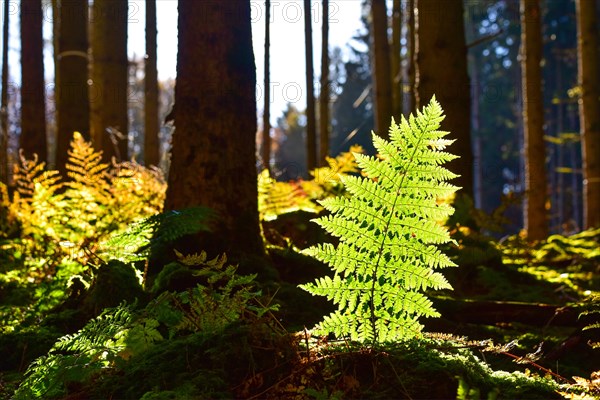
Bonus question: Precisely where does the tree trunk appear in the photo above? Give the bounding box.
[406,0,416,113]
[304,0,316,172]
[319,0,329,165]
[391,0,402,119]
[144,0,159,167]
[0,0,9,184]
[520,0,548,240]
[370,0,392,138]
[165,0,263,256]
[576,0,600,229]
[55,0,90,175]
[90,0,128,162]
[20,0,47,162]
[262,0,271,171]
[415,0,473,198]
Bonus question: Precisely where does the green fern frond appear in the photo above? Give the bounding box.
[100,207,215,263]
[300,97,459,343]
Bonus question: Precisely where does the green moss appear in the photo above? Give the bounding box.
[83,260,146,315]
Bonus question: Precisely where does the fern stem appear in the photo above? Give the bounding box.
[369,113,435,344]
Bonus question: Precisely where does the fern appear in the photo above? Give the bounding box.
[110,161,166,224]
[258,146,364,222]
[100,206,215,263]
[258,169,320,221]
[14,304,135,399]
[300,98,459,343]
[14,250,277,398]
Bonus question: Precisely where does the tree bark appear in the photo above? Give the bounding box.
[319,0,329,165]
[144,0,159,167]
[55,0,90,175]
[576,0,600,229]
[370,0,392,138]
[391,0,402,119]
[0,0,9,184]
[415,0,473,198]
[304,0,316,172]
[406,0,416,114]
[262,0,271,171]
[520,0,548,240]
[20,0,47,162]
[90,0,128,162]
[165,0,263,256]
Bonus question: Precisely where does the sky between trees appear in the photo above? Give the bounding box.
[2,0,364,123]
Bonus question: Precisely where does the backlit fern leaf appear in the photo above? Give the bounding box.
[110,161,166,223]
[311,144,363,185]
[258,169,320,221]
[300,97,459,343]
[12,150,62,201]
[66,131,111,199]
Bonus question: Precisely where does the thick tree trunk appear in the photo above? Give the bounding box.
[391,0,402,119]
[55,0,90,175]
[165,0,263,256]
[415,0,472,197]
[20,0,47,162]
[90,0,128,162]
[262,0,271,171]
[370,0,392,138]
[576,0,600,229]
[0,0,9,184]
[304,0,316,172]
[319,0,329,165]
[520,0,548,240]
[144,0,159,167]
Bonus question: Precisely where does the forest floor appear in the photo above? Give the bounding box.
[1,206,600,399]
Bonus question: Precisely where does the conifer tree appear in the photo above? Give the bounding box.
[575,0,600,229]
[166,0,263,256]
[520,0,548,239]
[144,0,160,167]
[55,0,90,175]
[20,0,47,162]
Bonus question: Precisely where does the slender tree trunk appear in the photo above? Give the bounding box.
[52,0,59,78]
[319,0,329,165]
[20,0,47,162]
[415,0,473,198]
[370,0,392,137]
[391,0,402,119]
[576,0,600,229]
[144,0,159,167]
[304,0,316,172]
[520,0,548,240]
[471,53,483,209]
[262,0,271,171]
[406,0,416,113]
[90,0,128,162]
[55,0,90,175]
[165,0,263,256]
[555,59,565,227]
[0,0,9,184]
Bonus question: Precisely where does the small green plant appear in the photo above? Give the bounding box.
[258,145,363,222]
[300,98,459,343]
[14,249,277,399]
